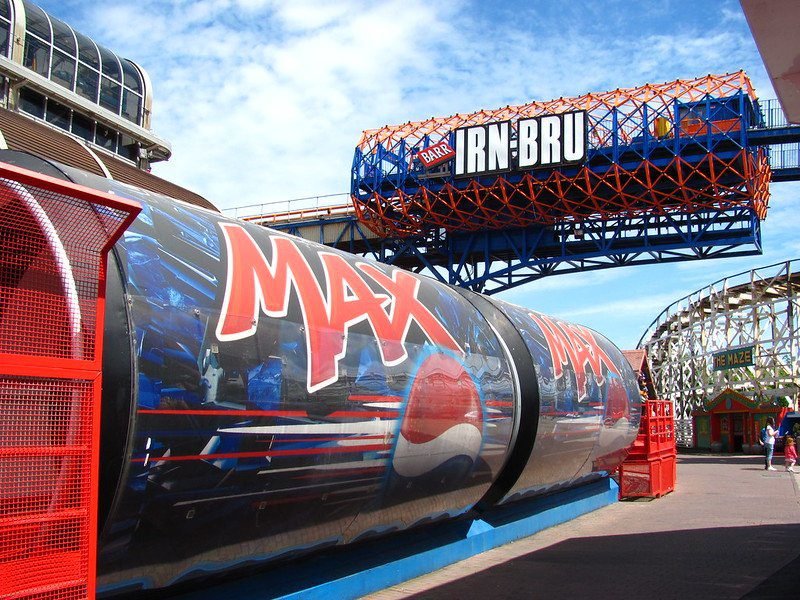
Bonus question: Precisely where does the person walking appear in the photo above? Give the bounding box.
[785,436,797,472]
[762,417,780,471]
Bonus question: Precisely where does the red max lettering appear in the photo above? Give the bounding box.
[216,223,463,393]
[529,312,620,399]
[357,263,459,365]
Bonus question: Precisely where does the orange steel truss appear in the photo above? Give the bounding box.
[358,72,757,149]
[0,163,139,600]
[352,72,770,238]
[355,149,771,237]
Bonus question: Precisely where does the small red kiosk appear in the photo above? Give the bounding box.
[692,388,788,452]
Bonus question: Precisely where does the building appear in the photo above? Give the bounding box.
[0,0,215,210]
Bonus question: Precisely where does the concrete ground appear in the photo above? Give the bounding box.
[363,454,800,599]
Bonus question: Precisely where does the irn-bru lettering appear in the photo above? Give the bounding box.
[529,312,620,399]
[216,223,462,393]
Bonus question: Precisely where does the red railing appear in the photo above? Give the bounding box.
[618,399,678,499]
[0,163,139,599]
[242,203,355,225]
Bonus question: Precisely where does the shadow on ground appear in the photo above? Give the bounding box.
[405,524,800,600]
[677,455,767,466]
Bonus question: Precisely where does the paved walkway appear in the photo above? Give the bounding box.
[363,454,800,599]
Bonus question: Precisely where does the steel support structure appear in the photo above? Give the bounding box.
[351,73,769,237]
[236,90,800,297]
[267,207,761,294]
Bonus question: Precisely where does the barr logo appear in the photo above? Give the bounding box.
[417,140,456,168]
[216,223,462,393]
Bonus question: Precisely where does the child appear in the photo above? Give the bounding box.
[785,436,797,472]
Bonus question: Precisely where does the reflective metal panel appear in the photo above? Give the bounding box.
[493,303,641,502]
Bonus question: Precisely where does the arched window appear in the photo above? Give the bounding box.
[23,1,51,78]
[0,0,12,58]
[20,2,148,128]
[15,2,152,161]
[49,17,76,90]
[75,31,100,103]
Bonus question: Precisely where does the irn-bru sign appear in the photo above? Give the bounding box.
[454,111,587,177]
[712,345,756,371]
[415,111,588,178]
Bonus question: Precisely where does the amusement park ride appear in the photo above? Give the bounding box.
[248,72,800,294]
[2,70,800,600]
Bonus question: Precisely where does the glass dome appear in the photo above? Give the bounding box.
[20,0,146,126]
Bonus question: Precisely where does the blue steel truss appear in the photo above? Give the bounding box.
[268,207,761,294]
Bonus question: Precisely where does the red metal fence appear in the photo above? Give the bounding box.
[619,399,677,498]
[0,163,138,599]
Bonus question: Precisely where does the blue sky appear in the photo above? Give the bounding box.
[36,0,800,350]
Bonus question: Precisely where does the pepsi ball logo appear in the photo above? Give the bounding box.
[392,353,483,478]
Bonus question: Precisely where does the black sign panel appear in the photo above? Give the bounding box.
[454,110,587,178]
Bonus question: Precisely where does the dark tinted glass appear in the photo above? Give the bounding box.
[23,1,50,41]
[98,45,120,80]
[76,63,99,102]
[72,112,94,141]
[99,76,121,112]
[45,99,70,130]
[19,87,45,118]
[95,125,117,150]
[121,60,142,94]
[75,31,99,69]
[23,36,49,76]
[121,88,141,123]
[119,133,138,161]
[0,0,9,19]
[0,22,9,57]
[51,49,75,89]
[50,17,76,55]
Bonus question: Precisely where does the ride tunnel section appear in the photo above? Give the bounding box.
[351,71,771,238]
[0,155,640,596]
[0,163,139,600]
[85,177,640,595]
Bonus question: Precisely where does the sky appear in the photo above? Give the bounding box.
[36,0,800,350]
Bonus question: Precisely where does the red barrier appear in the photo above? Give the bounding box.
[619,399,677,499]
[618,454,676,499]
[0,163,139,599]
[627,399,676,460]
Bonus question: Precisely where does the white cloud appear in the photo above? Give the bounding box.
[43,0,776,212]
[559,292,680,322]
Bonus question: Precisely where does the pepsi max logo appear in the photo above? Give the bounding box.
[216,224,463,393]
[529,311,620,400]
[392,353,483,478]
